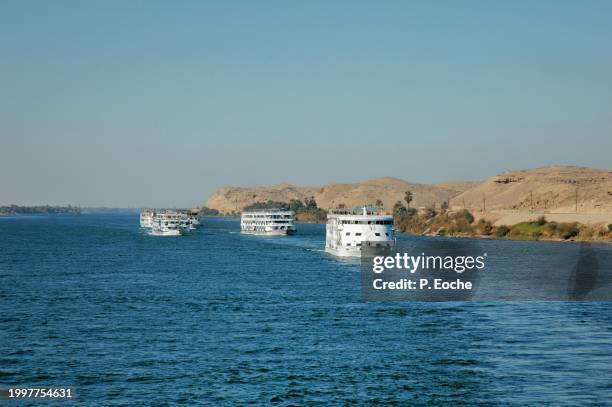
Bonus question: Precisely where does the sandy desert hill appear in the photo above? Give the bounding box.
[205,166,612,219]
[434,181,481,194]
[205,177,468,214]
[450,166,612,214]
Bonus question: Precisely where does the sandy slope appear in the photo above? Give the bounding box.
[450,166,612,215]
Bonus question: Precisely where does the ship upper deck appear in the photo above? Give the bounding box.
[242,209,294,217]
[327,206,392,220]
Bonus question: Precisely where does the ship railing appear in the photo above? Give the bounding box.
[242,209,295,213]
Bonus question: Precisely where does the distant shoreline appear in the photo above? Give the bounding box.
[0,205,81,216]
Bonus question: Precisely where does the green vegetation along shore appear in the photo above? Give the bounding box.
[0,205,81,216]
[197,206,220,216]
[392,200,612,242]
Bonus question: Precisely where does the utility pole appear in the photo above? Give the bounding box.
[575,186,578,213]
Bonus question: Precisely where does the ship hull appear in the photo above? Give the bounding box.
[149,229,182,237]
[241,229,296,236]
[325,246,362,257]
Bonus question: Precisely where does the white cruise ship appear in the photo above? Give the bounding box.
[325,206,395,257]
[241,210,296,235]
[150,212,187,236]
[140,209,202,236]
[140,209,156,228]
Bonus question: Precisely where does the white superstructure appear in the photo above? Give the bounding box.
[325,207,395,257]
[241,210,296,235]
[140,209,155,228]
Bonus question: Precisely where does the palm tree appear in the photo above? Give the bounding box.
[404,191,413,208]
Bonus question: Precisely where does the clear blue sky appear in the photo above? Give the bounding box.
[1,1,611,207]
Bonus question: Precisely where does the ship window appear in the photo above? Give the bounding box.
[356,243,362,246]
[346,243,351,246]
[345,232,350,236]
[355,232,362,236]
[385,232,389,236]
[375,233,380,236]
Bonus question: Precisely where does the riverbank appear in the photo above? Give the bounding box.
[394,204,612,243]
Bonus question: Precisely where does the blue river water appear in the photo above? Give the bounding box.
[1,214,611,405]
